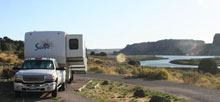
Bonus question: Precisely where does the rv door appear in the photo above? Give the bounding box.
[66,35,85,65]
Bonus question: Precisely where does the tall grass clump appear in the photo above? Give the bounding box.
[132,68,170,80]
[115,67,128,75]
[183,72,200,84]
[88,66,104,73]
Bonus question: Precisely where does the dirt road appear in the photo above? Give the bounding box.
[78,73,220,102]
[14,77,91,102]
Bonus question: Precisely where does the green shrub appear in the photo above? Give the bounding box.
[128,60,140,66]
[132,85,144,91]
[115,67,128,75]
[89,66,104,73]
[198,59,218,75]
[90,51,95,55]
[132,68,170,80]
[95,52,107,56]
[2,68,16,80]
[95,60,103,64]
[18,51,24,59]
[131,67,141,76]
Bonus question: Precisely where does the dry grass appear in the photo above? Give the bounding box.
[88,56,220,89]
[78,80,187,102]
[0,52,23,64]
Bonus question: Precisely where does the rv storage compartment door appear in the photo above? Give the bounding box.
[66,35,84,65]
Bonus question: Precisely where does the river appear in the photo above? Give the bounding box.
[140,55,217,68]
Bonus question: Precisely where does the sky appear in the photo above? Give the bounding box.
[1,0,220,49]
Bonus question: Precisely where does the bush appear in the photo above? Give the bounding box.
[95,59,103,64]
[18,51,24,59]
[0,57,10,63]
[183,72,200,84]
[198,59,218,75]
[89,66,104,73]
[132,68,170,80]
[90,51,95,55]
[131,67,141,76]
[2,68,16,80]
[115,67,128,75]
[98,52,107,56]
[128,60,140,66]
[145,69,170,80]
[132,85,144,91]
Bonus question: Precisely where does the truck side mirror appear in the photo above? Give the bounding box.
[13,66,19,70]
[57,67,65,70]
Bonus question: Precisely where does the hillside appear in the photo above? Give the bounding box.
[119,39,205,55]
[87,49,121,55]
[0,37,24,59]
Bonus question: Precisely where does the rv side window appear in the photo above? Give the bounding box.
[69,39,78,50]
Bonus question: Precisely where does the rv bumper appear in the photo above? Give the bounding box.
[14,82,56,92]
[70,65,87,74]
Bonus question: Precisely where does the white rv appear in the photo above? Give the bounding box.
[25,31,87,80]
[13,31,87,97]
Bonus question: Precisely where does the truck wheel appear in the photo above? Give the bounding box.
[15,91,20,98]
[52,85,57,97]
[69,76,73,83]
[61,83,66,91]
[69,72,74,83]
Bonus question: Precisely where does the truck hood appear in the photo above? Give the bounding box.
[16,69,56,76]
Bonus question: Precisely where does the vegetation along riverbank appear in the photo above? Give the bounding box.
[88,55,220,89]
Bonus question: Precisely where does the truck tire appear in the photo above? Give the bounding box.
[15,91,20,98]
[68,71,74,83]
[61,82,66,91]
[52,85,57,97]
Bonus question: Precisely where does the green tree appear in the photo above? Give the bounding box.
[98,52,107,56]
[1,42,9,51]
[90,51,95,55]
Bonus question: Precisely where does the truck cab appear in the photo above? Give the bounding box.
[14,58,66,97]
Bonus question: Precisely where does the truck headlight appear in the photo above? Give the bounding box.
[14,75,23,82]
[44,75,55,82]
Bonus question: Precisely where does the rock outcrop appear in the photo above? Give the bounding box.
[119,39,205,55]
[213,34,220,46]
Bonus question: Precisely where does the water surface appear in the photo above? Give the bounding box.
[141,55,216,68]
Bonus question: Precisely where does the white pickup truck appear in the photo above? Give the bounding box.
[13,58,66,97]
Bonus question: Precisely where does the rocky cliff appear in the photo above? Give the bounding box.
[119,39,205,55]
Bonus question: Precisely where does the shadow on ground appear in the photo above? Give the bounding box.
[0,80,59,102]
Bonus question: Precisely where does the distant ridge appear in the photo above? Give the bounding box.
[119,39,205,55]
[87,48,121,55]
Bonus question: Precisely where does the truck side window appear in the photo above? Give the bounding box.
[69,39,78,50]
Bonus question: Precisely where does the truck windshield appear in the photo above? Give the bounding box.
[22,60,54,69]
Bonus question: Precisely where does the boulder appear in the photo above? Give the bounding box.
[133,89,146,97]
[101,80,109,85]
[149,96,170,102]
